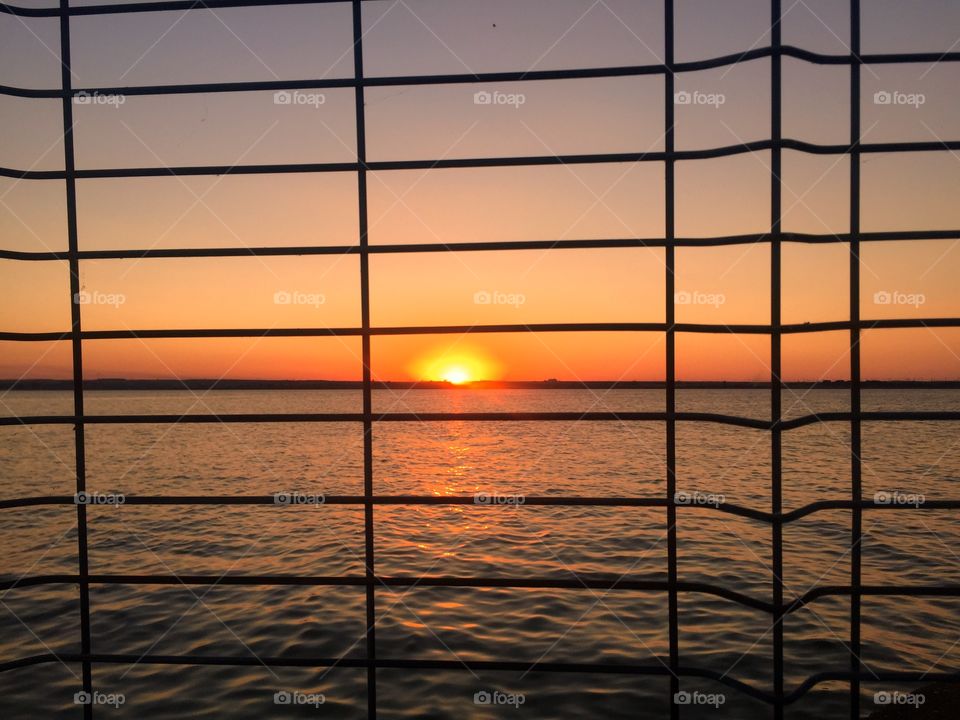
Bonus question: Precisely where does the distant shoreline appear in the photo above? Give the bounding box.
[3,379,960,391]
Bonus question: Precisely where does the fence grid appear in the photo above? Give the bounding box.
[1,1,960,718]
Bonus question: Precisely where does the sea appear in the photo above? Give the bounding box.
[0,388,958,719]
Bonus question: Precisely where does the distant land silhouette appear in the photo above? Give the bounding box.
[3,379,959,391]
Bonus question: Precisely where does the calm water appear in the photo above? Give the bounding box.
[0,389,958,719]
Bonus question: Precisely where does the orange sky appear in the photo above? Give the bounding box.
[1,0,959,382]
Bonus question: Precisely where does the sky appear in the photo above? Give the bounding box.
[1,0,959,382]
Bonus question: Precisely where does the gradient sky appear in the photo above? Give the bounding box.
[1,0,959,381]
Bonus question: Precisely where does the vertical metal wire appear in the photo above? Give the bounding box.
[351,1,377,716]
[663,2,680,718]
[849,1,864,717]
[770,1,785,717]
[58,1,93,717]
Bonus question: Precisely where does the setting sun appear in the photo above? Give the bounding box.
[441,367,471,385]
[409,344,501,384]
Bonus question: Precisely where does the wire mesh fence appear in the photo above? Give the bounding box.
[1,0,960,718]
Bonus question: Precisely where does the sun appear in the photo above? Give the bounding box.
[411,346,499,385]
[441,366,471,385]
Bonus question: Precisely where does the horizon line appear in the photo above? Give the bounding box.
[4,378,960,390]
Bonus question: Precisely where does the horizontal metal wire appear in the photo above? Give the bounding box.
[1,0,360,17]
[3,139,960,181]
[2,45,959,99]
[3,495,959,524]
[2,411,959,430]
[3,317,959,343]
[4,230,960,262]
[1,572,958,619]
